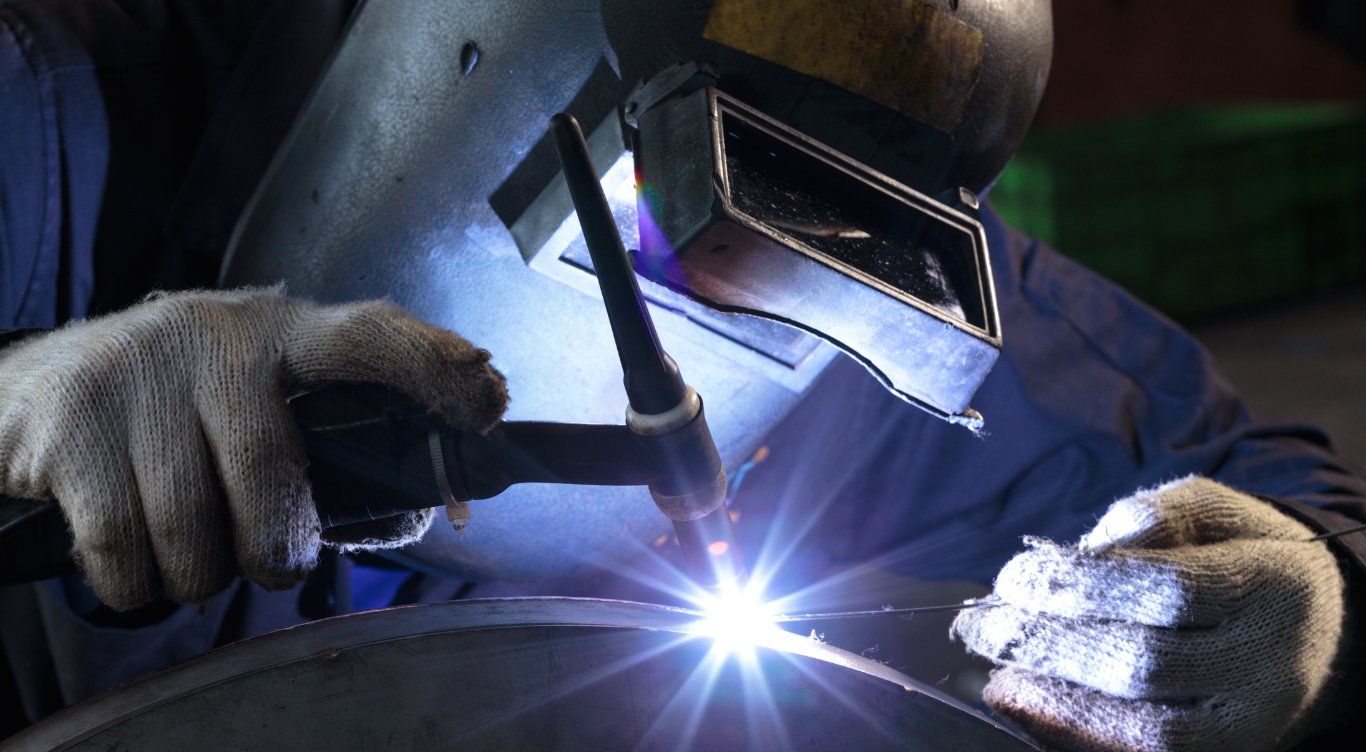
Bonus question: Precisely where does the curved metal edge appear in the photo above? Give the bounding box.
[4,597,1027,750]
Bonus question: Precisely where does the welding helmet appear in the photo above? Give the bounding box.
[221,0,1053,582]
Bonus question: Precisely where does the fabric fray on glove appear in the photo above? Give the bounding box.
[0,287,508,610]
[952,476,1346,752]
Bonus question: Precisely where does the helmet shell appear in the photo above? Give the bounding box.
[222,0,1050,581]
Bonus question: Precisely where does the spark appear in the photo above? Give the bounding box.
[484,155,1062,747]
[689,585,785,656]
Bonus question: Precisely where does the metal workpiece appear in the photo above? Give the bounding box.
[0,598,1038,751]
[633,87,1002,424]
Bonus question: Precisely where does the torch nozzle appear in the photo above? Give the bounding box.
[674,504,748,594]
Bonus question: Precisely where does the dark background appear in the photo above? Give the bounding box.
[1039,0,1366,125]
[989,0,1366,466]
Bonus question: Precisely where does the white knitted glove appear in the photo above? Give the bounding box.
[952,476,1346,752]
[0,288,507,610]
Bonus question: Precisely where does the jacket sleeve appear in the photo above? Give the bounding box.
[0,2,105,329]
[984,206,1366,569]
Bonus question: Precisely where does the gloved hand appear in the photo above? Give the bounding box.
[0,288,507,610]
[952,476,1346,752]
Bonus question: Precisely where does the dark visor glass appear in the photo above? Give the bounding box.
[631,88,999,422]
[721,111,988,330]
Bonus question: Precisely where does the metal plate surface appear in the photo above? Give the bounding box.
[4,598,1037,751]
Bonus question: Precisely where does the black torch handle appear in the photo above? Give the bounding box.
[549,113,687,416]
[0,382,736,587]
[549,113,745,592]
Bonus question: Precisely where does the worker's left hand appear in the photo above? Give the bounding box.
[952,476,1346,752]
[0,287,508,610]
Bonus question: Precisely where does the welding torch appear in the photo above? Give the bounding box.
[0,113,746,594]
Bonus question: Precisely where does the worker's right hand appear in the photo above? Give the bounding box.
[952,477,1347,752]
[0,288,507,611]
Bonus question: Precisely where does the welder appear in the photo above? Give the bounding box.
[1,1,1363,750]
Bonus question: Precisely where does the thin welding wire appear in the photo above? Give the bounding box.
[748,529,1366,625]
[768,598,1001,623]
[1306,523,1366,542]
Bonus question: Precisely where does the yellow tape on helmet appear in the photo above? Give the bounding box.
[704,0,983,134]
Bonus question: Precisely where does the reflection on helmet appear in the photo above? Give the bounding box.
[222,0,1052,581]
